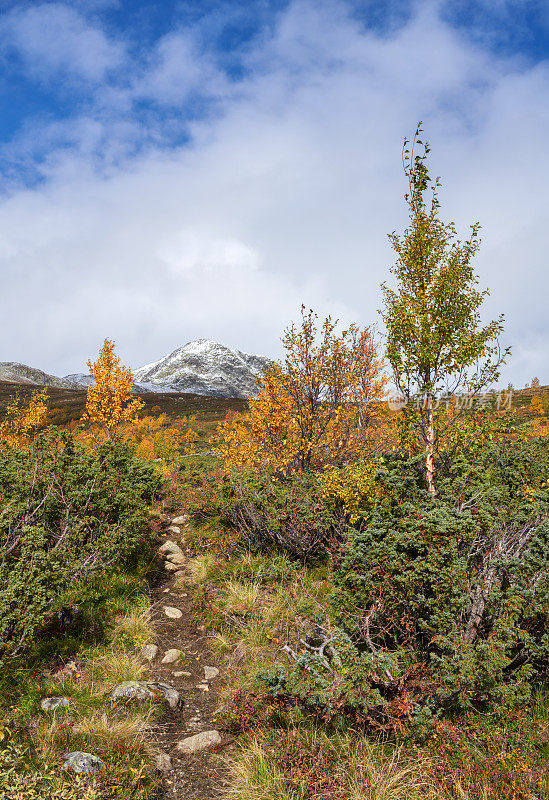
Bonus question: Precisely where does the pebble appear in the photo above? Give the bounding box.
[204,666,219,681]
[173,670,192,677]
[176,731,221,754]
[167,525,181,535]
[196,684,209,692]
[161,649,182,664]
[155,752,172,773]
[141,644,158,662]
[163,606,182,619]
[171,515,189,525]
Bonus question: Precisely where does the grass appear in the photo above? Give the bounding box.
[0,570,162,800]
[226,728,430,800]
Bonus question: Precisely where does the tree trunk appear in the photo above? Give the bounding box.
[425,392,436,495]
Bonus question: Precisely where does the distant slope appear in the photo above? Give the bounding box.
[133,339,272,398]
[0,362,77,389]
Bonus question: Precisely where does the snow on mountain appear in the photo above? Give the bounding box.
[63,373,179,394]
[133,339,272,398]
[0,362,78,389]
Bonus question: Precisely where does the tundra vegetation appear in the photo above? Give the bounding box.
[1,128,548,799]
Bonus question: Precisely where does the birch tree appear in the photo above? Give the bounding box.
[381,124,507,494]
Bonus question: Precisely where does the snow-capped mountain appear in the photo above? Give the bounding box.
[133,339,272,398]
[0,362,78,389]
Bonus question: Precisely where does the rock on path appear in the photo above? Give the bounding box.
[163,606,183,619]
[176,731,222,754]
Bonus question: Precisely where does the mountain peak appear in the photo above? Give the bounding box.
[133,341,272,398]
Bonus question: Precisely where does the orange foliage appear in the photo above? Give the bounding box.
[214,309,388,473]
[75,413,198,466]
[83,338,144,437]
[529,393,545,416]
[0,388,49,446]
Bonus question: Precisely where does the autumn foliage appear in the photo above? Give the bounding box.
[83,338,144,436]
[0,389,48,447]
[215,308,388,473]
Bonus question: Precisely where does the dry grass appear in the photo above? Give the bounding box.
[226,730,431,800]
[226,737,296,800]
[111,608,155,649]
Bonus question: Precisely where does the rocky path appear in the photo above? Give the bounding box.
[148,517,232,799]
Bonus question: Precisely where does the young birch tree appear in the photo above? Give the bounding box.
[381,125,507,495]
[83,338,144,438]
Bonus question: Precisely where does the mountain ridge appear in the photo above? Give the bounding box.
[1,340,272,399]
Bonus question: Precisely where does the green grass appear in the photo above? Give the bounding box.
[0,568,161,800]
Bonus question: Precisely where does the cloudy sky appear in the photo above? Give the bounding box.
[1,0,548,384]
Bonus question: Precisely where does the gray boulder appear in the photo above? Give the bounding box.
[62,752,104,774]
[41,697,69,712]
[108,681,180,709]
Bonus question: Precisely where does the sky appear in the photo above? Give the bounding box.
[0,0,548,384]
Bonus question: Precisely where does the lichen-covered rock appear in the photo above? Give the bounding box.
[108,681,180,709]
[41,697,69,712]
[176,730,222,753]
[171,515,189,525]
[62,752,104,774]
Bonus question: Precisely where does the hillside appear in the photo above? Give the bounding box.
[0,362,77,389]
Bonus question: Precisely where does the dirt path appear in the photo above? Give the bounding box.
[149,517,232,800]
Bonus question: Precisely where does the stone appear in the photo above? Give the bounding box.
[166,552,185,563]
[41,697,69,712]
[196,684,209,692]
[172,515,189,525]
[161,649,182,664]
[172,670,191,677]
[158,541,184,557]
[163,606,182,619]
[167,525,181,536]
[176,730,222,754]
[62,752,104,774]
[141,644,158,662]
[204,666,219,681]
[154,751,172,773]
[108,681,180,709]
[52,660,78,680]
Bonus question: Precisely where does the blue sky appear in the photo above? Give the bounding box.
[1,0,549,384]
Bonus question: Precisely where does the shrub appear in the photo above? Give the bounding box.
[218,470,346,561]
[0,430,161,657]
[332,445,549,715]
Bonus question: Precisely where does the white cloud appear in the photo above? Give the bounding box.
[0,2,125,83]
[0,0,548,388]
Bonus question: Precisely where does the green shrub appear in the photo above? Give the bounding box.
[332,445,549,715]
[0,431,161,657]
